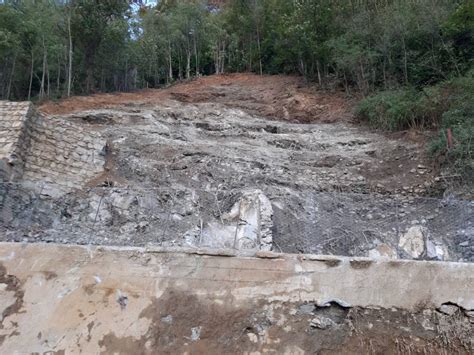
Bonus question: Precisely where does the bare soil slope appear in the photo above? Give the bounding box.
[41,74,352,123]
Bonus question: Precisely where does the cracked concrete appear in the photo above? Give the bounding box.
[0,243,472,353]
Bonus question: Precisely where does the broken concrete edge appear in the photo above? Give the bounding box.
[66,242,473,265]
[2,241,472,264]
[1,241,473,312]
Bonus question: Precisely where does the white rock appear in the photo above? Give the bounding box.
[399,226,426,258]
[191,326,201,341]
[310,316,335,329]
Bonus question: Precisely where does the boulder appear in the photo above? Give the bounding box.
[399,226,426,258]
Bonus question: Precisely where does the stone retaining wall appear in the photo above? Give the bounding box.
[0,101,105,196]
[0,101,34,181]
[21,115,105,197]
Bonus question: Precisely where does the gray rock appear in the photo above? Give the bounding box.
[426,239,447,261]
[161,315,173,324]
[310,316,335,329]
[191,326,201,341]
[298,303,315,315]
[438,304,459,316]
[368,243,397,259]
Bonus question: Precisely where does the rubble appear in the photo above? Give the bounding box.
[310,316,335,329]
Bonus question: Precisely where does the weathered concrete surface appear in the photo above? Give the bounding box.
[0,243,472,353]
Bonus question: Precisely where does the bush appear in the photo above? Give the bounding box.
[355,89,429,131]
[357,70,473,181]
[429,72,474,180]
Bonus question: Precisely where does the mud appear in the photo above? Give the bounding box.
[97,288,473,355]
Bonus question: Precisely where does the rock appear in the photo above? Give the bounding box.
[368,243,397,259]
[310,316,335,329]
[399,226,426,258]
[426,239,447,261]
[298,303,316,315]
[437,304,459,316]
[223,189,273,251]
[191,326,201,341]
[464,310,474,318]
[161,315,173,324]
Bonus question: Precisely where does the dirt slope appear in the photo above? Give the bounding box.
[39,73,438,194]
[40,74,352,123]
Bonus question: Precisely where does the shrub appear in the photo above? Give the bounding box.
[355,89,427,131]
[356,70,473,181]
[429,72,474,180]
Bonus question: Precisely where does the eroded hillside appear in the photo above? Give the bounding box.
[0,74,472,261]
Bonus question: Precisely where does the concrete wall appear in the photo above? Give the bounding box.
[0,243,472,353]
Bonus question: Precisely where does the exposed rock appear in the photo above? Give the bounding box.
[298,303,316,315]
[437,304,459,316]
[232,190,273,251]
[1,98,472,262]
[426,239,448,261]
[191,326,201,341]
[368,243,398,259]
[310,316,335,329]
[399,226,427,258]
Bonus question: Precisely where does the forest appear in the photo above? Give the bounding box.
[0,0,472,175]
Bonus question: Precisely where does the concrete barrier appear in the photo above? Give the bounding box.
[0,243,472,353]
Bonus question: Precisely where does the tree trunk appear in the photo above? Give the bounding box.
[215,42,220,74]
[67,14,73,97]
[402,36,408,84]
[46,58,50,98]
[186,41,191,80]
[178,50,182,80]
[6,52,17,100]
[168,40,173,82]
[316,60,322,86]
[220,42,225,74]
[194,34,199,76]
[124,58,129,91]
[56,54,61,96]
[256,27,263,76]
[186,46,191,79]
[28,51,34,101]
[40,37,47,99]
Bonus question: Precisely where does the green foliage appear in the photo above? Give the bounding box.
[0,0,472,101]
[357,70,473,178]
[429,71,474,179]
[355,89,425,131]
